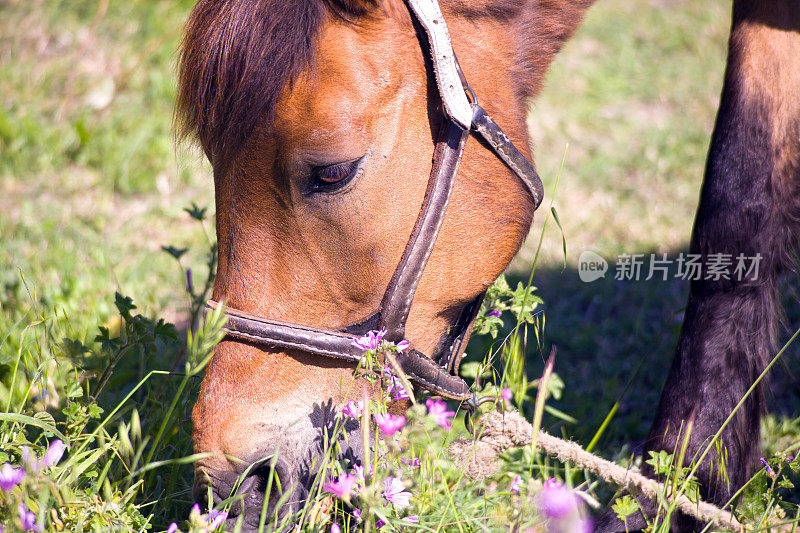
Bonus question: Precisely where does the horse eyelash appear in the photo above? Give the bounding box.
[308,158,362,192]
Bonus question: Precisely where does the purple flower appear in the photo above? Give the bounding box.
[760,457,774,475]
[353,463,372,483]
[342,400,364,419]
[352,508,362,521]
[166,523,180,533]
[42,440,64,469]
[537,478,592,532]
[323,472,358,500]
[375,518,385,528]
[405,515,419,523]
[401,456,421,467]
[331,524,341,533]
[20,447,38,472]
[207,509,228,530]
[17,503,39,531]
[511,475,522,494]
[396,339,410,351]
[352,330,387,352]
[487,309,502,318]
[383,476,412,509]
[384,367,409,401]
[539,479,577,518]
[501,387,513,407]
[426,398,455,429]
[374,412,406,437]
[0,463,25,491]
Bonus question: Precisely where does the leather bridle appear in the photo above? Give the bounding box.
[205,0,544,405]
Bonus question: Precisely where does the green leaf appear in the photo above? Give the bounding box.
[550,206,567,270]
[0,412,69,443]
[33,411,58,437]
[612,495,639,519]
[65,380,83,399]
[87,404,104,419]
[184,202,208,221]
[114,292,136,320]
[59,338,90,358]
[645,450,674,476]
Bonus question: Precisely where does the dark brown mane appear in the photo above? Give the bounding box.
[176,0,374,168]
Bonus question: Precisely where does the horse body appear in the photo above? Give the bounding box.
[176,0,800,530]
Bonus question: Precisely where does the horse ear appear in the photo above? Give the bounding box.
[513,0,596,100]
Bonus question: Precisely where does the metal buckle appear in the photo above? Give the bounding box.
[463,393,502,434]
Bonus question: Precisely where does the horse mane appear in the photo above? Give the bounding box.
[176,0,592,167]
[176,0,375,167]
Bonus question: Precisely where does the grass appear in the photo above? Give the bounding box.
[0,0,798,530]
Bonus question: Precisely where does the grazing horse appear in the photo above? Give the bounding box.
[176,0,800,530]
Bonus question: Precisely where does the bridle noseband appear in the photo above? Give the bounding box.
[206,0,544,404]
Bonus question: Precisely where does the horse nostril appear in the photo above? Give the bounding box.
[238,457,290,507]
[193,458,293,525]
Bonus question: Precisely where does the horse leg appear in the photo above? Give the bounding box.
[597,2,800,531]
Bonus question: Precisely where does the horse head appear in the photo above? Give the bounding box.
[177,0,591,527]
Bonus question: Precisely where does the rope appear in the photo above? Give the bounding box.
[448,409,749,532]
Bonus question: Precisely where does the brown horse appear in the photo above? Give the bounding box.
[176,0,800,530]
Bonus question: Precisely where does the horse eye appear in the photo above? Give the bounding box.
[308,157,362,193]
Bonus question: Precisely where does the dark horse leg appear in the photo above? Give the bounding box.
[597,2,800,531]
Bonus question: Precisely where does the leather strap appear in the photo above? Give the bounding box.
[471,104,544,208]
[206,300,472,400]
[379,119,469,342]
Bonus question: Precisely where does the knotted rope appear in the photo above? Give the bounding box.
[448,409,750,532]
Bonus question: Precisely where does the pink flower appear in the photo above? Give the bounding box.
[323,472,358,500]
[207,509,228,530]
[331,524,341,533]
[374,412,406,437]
[501,387,513,407]
[0,463,25,491]
[383,476,412,509]
[352,330,387,352]
[405,515,419,523]
[342,400,364,419]
[17,503,39,531]
[426,398,455,429]
[396,339,410,351]
[166,523,180,533]
[42,440,64,469]
[352,508,362,521]
[511,475,522,494]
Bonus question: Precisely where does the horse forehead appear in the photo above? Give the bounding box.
[276,16,423,132]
